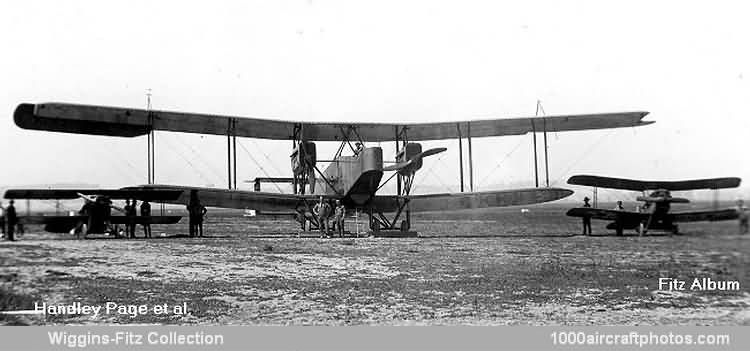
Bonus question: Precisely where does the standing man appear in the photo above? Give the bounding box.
[126,199,138,238]
[313,196,331,237]
[187,191,198,237]
[737,199,748,234]
[613,200,625,236]
[581,197,592,236]
[5,200,17,241]
[123,199,132,238]
[0,201,5,238]
[187,190,206,237]
[140,201,152,238]
[196,203,207,237]
[334,200,346,237]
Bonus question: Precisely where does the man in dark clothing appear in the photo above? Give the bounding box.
[333,200,345,237]
[5,200,17,241]
[582,197,592,236]
[187,190,207,237]
[140,201,152,238]
[0,201,5,237]
[196,204,207,237]
[123,199,132,237]
[127,199,138,238]
[313,196,331,237]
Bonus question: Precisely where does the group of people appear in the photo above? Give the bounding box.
[313,196,346,237]
[0,200,19,241]
[121,199,152,238]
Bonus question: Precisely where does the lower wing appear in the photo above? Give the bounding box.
[670,209,739,222]
[566,207,648,222]
[121,185,313,211]
[372,187,573,212]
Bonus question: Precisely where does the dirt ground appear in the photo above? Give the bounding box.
[1,207,748,325]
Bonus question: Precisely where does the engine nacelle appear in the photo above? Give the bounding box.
[290,141,316,175]
[396,142,423,175]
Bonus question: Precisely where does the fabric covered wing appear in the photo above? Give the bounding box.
[372,188,573,212]
[15,103,652,142]
[566,207,649,222]
[568,175,741,191]
[120,185,314,211]
[670,209,739,222]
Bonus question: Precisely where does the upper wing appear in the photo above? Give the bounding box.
[568,175,741,191]
[15,102,652,142]
[372,187,573,212]
[670,209,739,222]
[566,207,648,222]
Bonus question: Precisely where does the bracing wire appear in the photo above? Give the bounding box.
[236,140,285,193]
[477,136,526,188]
[160,136,217,185]
[411,154,454,194]
[95,145,142,184]
[250,139,285,176]
[171,134,226,182]
[551,129,617,187]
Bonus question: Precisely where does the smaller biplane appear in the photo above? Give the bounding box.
[3,189,182,237]
[566,175,741,235]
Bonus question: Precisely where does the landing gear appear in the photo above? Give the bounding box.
[75,223,88,239]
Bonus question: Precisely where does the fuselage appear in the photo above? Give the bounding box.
[314,146,384,207]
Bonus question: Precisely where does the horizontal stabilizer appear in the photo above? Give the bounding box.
[15,102,652,142]
[568,175,741,191]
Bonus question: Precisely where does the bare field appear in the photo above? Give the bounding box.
[1,206,749,325]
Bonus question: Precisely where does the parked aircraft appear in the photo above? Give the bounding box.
[7,102,653,235]
[3,189,182,237]
[566,175,741,235]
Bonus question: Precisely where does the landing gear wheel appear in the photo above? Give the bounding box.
[400,220,410,232]
[76,223,88,239]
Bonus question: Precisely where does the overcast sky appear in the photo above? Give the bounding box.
[1,0,748,203]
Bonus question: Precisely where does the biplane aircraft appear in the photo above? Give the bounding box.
[3,189,182,237]
[6,102,653,235]
[566,175,741,235]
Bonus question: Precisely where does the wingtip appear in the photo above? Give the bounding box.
[13,103,36,129]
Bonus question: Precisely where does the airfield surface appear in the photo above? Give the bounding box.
[1,206,748,325]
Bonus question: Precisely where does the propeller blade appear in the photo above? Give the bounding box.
[383,160,413,172]
[77,192,96,203]
[416,147,447,159]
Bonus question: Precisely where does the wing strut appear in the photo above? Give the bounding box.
[456,123,464,192]
[538,100,550,187]
[146,90,156,185]
[467,122,474,192]
[531,119,539,187]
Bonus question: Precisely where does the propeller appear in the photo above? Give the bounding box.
[77,192,126,213]
[383,147,447,172]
